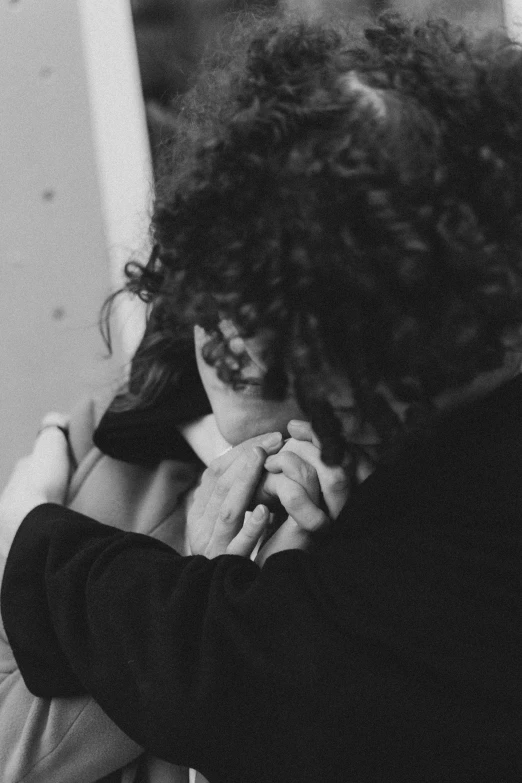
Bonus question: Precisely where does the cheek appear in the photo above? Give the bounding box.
[198,360,304,443]
[212,395,304,446]
[194,325,304,443]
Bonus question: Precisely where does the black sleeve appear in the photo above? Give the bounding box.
[0,504,321,768]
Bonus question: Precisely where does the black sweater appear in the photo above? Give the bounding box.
[2,377,522,783]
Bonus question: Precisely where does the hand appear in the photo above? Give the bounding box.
[186,431,283,559]
[275,420,349,519]
[255,420,349,527]
[255,421,349,565]
[0,413,72,558]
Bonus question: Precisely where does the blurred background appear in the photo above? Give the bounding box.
[134,0,505,166]
[0,0,513,484]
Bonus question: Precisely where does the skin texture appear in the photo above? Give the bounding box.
[187,323,347,556]
[194,323,304,446]
[191,321,348,544]
[0,322,348,571]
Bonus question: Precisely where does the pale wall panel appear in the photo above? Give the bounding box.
[0,0,150,487]
[504,0,522,36]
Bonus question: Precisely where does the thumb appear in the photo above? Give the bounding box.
[34,413,70,455]
[31,413,73,500]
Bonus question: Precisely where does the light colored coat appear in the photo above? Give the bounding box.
[0,397,206,783]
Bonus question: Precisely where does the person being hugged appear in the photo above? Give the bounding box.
[2,12,522,783]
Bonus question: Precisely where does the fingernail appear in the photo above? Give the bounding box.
[288,420,307,429]
[261,432,282,449]
[252,504,268,522]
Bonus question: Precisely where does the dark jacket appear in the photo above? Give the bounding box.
[2,376,522,783]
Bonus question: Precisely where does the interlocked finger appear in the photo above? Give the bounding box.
[270,438,349,519]
[262,451,321,504]
[287,420,321,448]
[267,473,328,532]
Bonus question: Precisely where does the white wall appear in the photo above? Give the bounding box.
[504,0,522,37]
[0,0,150,487]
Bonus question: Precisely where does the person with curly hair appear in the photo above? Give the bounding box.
[0,11,340,783]
[1,13,522,782]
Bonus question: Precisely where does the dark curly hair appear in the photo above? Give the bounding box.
[108,12,522,474]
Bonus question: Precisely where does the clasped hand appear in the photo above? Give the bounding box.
[0,416,349,567]
[186,420,349,564]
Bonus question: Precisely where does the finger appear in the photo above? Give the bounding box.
[204,445,266,519]
[270,439,349,519]
[287,420,321,448]
[200,431,282,527]
[255,516,311,567]
[268,475,328,532]
[195,432,279,522]
[207,431,283,478]
[206,446,267,554]
[33,424,70,460]
[225,505,270,557]
[34,413,75,472]
[262,452,321,504]
[39,411,70,431]
[36,414,70,448]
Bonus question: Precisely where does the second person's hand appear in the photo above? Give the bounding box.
[254,421,349,565]
[186,431,283,558]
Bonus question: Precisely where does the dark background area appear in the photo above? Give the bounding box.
[130,0,504,171]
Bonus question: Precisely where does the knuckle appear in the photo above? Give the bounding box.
[282,440,312,458]
[323,469,349,493]
[216,506,236,528]
[307,513,329,533]
[207,461,224,480]
[297,465,320,501]
[213,479,230,501]
[301,462,317,484]
[280,439,297,453]
[283,485,306,510]
[204,466,219,485]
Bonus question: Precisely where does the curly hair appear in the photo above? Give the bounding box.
[111,12,522,472]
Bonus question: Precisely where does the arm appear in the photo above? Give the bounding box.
[0,425,336,771]
[0,417,145,783]
[0,406,260,783]
[1,504,318,768]
[0,556,142,783]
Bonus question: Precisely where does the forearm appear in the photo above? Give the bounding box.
[1,504,255,760]
[0,510,143,783]
[0,503,314,766]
